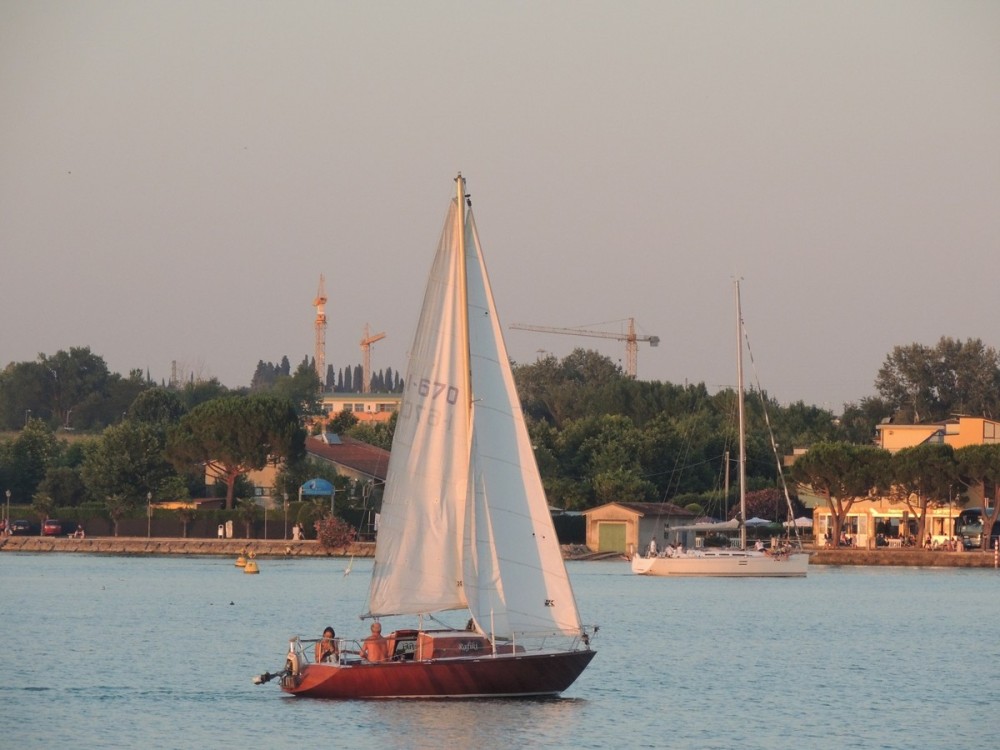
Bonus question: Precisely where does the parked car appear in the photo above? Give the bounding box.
[42,519,68,536]
[9,519,34,535]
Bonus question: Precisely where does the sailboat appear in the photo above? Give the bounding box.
[259,175,595,698]
[630,281,809,578]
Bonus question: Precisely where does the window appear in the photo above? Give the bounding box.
[985,422,998,443]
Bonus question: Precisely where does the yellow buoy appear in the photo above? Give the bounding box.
[235,555,247,567]
[244,559,259,574]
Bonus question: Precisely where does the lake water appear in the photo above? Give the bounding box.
[2,554,999,749]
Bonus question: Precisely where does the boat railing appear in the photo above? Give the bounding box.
[291,629,593,667]
[291,636,366,666]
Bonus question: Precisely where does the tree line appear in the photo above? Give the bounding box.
[0,388,310,532]
[3,335,1000,531]
[250,356,403,394]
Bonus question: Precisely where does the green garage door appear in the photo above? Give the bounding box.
[598,522,627,553]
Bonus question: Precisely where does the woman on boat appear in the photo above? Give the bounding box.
[315,626,338,663]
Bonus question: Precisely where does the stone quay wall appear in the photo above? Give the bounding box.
[0,536,374,558]
[809,547,999,568]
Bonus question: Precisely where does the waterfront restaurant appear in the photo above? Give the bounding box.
[811,499,961,549]
[804,415,1000,548]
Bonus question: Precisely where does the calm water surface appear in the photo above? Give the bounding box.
[2,554,999,749]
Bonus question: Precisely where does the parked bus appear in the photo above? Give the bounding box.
[954,508,1000,550]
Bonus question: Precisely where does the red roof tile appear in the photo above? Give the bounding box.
[305,435,391,481]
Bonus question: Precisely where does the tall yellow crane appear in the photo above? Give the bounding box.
[313,275,327,382]
[360,323,386,393]
[509,317,659,378]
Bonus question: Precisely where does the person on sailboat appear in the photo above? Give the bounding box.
[360,622,388,663]
[647,538,658,557]
[315,626,338,663]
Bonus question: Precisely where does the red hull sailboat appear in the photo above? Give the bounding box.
[258,175,595,699]
[282,631,595,699]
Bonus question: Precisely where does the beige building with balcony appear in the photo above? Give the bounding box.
[808,415,1000,548]
[875,416,1000,452]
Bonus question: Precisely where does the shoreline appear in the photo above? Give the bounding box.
[2,536,998,567]
[0,537,617,561]
[0,536,369,558]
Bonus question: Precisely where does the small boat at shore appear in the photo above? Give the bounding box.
[255,175,595,698]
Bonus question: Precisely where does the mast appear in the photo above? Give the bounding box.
[456,173,472,419]
[736,280,747,551]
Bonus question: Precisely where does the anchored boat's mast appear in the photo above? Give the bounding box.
[736,280,747,551]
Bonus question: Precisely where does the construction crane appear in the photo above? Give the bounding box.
[509,317,659,378]
[360,323,386,392]
[313,275,327,382]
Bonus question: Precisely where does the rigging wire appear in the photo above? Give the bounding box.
[740,318,804,547]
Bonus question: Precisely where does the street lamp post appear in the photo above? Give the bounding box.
[283,493,289,540]
[4,489,10,527]
[147,492,152,538]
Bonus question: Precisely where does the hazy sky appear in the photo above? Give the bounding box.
[2,1,997,412]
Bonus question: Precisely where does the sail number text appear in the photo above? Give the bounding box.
[401,377,460,427]
[410,377,459,404]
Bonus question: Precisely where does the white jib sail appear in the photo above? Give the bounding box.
[461,210,584,638]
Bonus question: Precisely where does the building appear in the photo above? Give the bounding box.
[304,433,390,486]
[319,392,402,424]
[875,415,1000,452]
[581,502,695,554]
[211,433,390,508]
[807,415,1000,548]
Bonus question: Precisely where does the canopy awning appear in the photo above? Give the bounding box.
[668,519,740,533]
[784,516,814,528]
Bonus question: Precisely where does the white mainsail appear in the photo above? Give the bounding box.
[365,196,471,617]
[366,177,583,638]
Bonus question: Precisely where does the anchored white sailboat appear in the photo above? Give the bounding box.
[631,281,809,578]
[257,175,595,698]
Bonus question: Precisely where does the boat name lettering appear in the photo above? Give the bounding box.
[544,599,555,607]
[459,641,481,653]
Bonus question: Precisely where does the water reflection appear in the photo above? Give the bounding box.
[367,697,586,747]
